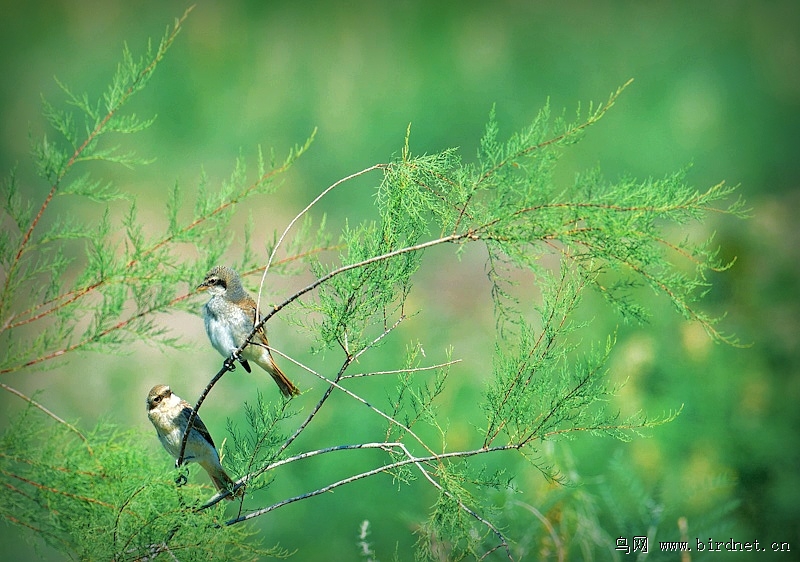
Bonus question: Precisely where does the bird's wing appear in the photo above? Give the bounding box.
[180,405,216,449]
[245,302,272,348]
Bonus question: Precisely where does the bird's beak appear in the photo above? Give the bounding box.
[196,282,208,292]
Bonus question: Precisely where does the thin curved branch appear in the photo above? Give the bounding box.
[265,337,441,460]
[244,228,476,361]
[256,162,387,313]
[200,349,461,510]
[175,359,233,468]
[339,359,461,380]
[0,383,91,452]
[222,440,515,559]
[199,442,403,510]
[223,442,517,525]
[514,500,565,562]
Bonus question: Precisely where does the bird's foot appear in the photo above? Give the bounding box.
[224,354,237,372]
[175,470,188,487]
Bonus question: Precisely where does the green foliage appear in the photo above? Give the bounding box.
[0,10,321,375]
[226,392,296,493]
[593,451,739,562]
[0,10,745,561]
[384,344,450,443]
[0,406,266,561]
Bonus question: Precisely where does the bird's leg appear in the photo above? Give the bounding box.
[174,465,189,487]
[224,351,251,372]
[224,353,238,372]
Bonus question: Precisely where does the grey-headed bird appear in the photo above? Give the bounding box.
[198,265,300,398]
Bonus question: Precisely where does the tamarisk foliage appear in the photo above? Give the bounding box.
[0,8,320,382]
[0,10,743,561]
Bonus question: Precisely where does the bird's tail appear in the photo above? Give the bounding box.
[259,354,301,398]
[202,462,241,500]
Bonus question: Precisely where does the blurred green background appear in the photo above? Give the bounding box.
[1,1,798,559]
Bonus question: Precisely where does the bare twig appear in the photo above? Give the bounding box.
[241,228,477,375]
[187,314,427,487]
[200,339,459,510]
[199,442,403,509]
[239,316,407,481]
[264,339,440,459]
[223,443,514,524]
[515,500,565,562]
[339,359,461,380]
[222,440,515,559]
[255,163,387,314]
[175,358,233,467]
[0,383,91,452]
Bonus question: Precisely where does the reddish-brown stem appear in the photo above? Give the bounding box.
[0,7,192,324]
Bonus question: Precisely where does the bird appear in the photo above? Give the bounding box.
[197,265,300,398]
[146,384,237,499]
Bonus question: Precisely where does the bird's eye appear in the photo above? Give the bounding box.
[153,396,161,403]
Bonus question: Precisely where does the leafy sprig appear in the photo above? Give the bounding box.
[0,10,745,561]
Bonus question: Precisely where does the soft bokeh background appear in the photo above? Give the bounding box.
[1,1,798,559]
